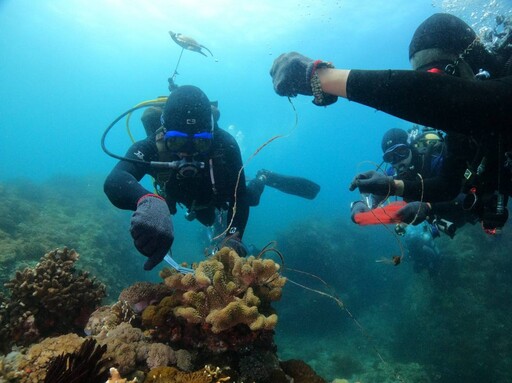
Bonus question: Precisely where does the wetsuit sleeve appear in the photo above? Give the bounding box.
[401,134,471,202]
[346,70,512,135]
[103,139,158,211]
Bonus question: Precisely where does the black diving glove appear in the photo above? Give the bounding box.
[349,171,396,196]
[270,52,338,106]
[396,202,432,225]
[130,194,174,270]
[350,200,371,223]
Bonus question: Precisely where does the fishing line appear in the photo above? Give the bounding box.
[213,97,299,241]
[353,161,405,265]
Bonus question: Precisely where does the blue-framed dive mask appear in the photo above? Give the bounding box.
[164,130,213,154]
[383,143,411,164]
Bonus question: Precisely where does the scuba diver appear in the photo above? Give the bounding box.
[139,100,320,208]
[103,85,320,271]
[350,126,470,274]
[350,126,478,238]
[270,13,512,235]
[404,224,442,277]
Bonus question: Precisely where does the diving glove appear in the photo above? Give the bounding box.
[130,194,174,270]
[270,52,338,106]
[349,171,396,196]
[350,200,371,223]
[396,201,432,225]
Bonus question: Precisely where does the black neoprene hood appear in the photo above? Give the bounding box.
[162,85,212,133]
[381,128,409,153]
[409,13,476,59]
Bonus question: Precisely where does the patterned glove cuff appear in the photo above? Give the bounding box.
[137,193,165,206]
[309,60,337,106]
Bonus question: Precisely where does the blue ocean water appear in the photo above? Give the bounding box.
[0,0,437,254]
[1,1,512,381]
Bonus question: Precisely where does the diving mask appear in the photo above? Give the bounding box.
[164,130,213,154]
[383,144,411,164]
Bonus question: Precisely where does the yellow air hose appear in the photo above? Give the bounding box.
[125,97,168,143]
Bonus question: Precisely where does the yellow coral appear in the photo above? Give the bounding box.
[159,248,286,333]
[107,367,138,383]
[173,306,202,324]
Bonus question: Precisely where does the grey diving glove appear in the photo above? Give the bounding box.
[349,170,396,196]
[130,194,174,270]
[350,200,371,223]
[396,202,432,225]
[270,52,338,106]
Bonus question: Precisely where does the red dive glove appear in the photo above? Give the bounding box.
[130,194,174,270]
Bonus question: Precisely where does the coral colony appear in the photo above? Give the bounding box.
[0,247,326,383]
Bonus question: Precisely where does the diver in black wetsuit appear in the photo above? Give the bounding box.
[139,98,320,209]
[104,85,320,270]
[270,13,512,234]
[351,127,477,239]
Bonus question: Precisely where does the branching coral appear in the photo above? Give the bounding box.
[2,247,106,348]
[162,247,286,334]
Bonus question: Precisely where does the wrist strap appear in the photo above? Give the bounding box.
[137,193,165,206]
[310,60,335,106]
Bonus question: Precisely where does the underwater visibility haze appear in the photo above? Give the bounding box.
[1,0,512,382]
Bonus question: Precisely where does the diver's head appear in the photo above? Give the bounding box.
[409,13,492,78]
[161,85,214,157]
[414,131,443,155]
[381,128,413,174]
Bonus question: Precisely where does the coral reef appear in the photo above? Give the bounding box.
[85,299,141,337]
[118,281,174,313]
[43,338,109,383]
[107,367,138,383]
[0,178,142,303]
[16,333,85,383]
[141,247,285,352]
[1,247,106,350]
[93,321,193,375]
[143,365,230,383]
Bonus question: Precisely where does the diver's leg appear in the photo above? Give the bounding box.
[256,169,320,200]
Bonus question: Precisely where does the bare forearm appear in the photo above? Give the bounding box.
[317,68,350,98]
